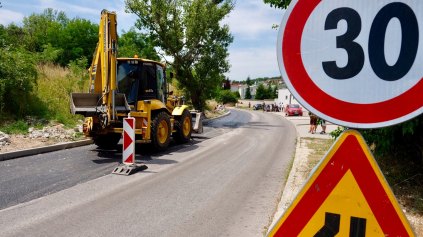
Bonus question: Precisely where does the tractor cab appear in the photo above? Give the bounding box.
[116,58,167,107]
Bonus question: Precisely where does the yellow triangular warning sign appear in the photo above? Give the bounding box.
[267,130,415,237]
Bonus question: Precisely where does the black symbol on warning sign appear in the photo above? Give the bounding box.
[313,212,367,237]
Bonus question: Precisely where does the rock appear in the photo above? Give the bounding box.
[28,127,34,133]
[30,130,44,139]
[43,132,50,138]
[74,127,80,132]
[0,131,10,143]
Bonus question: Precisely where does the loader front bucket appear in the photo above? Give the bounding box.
[70,93,102,117]
[70,93,130,117]
[190,111,203,134]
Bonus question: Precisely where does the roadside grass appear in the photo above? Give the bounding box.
[284,138,297,186]
[235,106,251,110]
[35,63,87,128]
[203,109,228,119]
[205,100,218,111]
[302,137,334,174]
[303,137,423,235]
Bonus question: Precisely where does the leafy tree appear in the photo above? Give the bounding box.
[266,84,273,99]
[23,8,67,52]
[245,76,252,99]
[19,8,97,67]
[255,84,266,100]
[263,0,291,9]
[50,17,98,66]
[246,76,252,86]
[37,44,63,64]
[272,85,278,99]
[0,47,37,116]
[217,90,237,104]
[234,91,240,99]
[245,86,252,99]
[222,77,230,90]
[118,27,160,61]
[126,0,235,110]
[3,23,26,48]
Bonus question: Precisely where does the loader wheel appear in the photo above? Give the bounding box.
[172,109,192,144]
[93,133,122,149]
[151,111,171,151]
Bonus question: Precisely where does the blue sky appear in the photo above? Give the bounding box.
[0,0,285,81]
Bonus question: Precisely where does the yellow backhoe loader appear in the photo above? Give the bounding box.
[70,10,202,151]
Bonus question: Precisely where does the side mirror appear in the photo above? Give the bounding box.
[169,90,173,95]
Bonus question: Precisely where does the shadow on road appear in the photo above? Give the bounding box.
[90,137,207,165]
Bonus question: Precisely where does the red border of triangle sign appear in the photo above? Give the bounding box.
[267,130,416,236]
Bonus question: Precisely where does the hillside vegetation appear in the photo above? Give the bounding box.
[0,8,161,130]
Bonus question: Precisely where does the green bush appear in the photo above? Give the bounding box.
[217,90,237,104]
[0,47,38,117]
[1,120,29,134]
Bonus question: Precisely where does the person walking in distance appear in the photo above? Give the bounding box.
[262,101,266,113]
[320,119,327,134]
[249,102,251,110]
[309,112,317,134]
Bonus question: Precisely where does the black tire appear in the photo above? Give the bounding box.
[93,133,121,149]
[172,109,192,144]
[151,111,171,151]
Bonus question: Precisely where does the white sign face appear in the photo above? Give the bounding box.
[277,0,423,128]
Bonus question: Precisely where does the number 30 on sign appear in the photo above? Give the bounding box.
[277,0,423,129]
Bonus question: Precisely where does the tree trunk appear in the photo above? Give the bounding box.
[190,91,202,111]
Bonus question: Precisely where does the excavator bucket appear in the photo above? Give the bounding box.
[190,111,203,134]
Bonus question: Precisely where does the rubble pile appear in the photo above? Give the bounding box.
[29,124,73,140]
[0,132,11,146]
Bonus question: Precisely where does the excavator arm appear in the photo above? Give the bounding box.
[71,10,129,127]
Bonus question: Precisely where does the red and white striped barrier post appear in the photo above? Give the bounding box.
[112,116,147,175]
[123,117,135,164]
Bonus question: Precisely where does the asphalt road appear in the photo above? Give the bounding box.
[0,109,296,237]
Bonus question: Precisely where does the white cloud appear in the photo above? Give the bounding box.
[38,0,98,16]
[225,46,281,81]
[222,1,285,40]
[0,9,25,25]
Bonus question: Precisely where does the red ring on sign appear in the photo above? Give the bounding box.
[283,0,423,124]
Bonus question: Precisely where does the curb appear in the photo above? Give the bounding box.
[268,113,302,234]
[0,139,94,162]
[202,110,231,124]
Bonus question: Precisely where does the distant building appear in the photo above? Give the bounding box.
[264,78,284,85]
[277,88,298,105]
[230,82,286,99]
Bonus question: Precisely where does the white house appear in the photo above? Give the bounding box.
[277,88,299,105]
[230,80,286,99]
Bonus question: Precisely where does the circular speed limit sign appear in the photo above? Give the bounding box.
[277,0,423,128]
